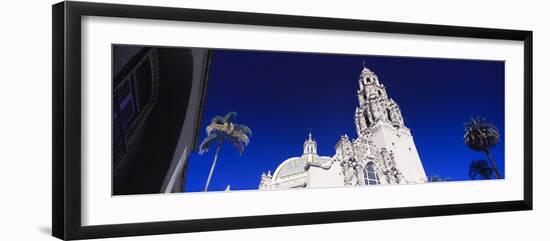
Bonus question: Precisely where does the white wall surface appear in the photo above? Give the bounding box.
[0,0,547,240]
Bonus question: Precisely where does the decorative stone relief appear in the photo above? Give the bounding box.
[341,157,361,186]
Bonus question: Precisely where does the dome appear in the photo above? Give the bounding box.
[272,155,333,181]
[260,132,333,190]
[272,157,307,180]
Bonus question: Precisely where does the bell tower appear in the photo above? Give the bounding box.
[303,131,318,163]
[354,66,427,183]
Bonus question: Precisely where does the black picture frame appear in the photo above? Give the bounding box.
[52,1,533,240]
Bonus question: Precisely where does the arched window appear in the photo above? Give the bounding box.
[366,77,371,83]
[364,163,380,185]
[386,108,393,122]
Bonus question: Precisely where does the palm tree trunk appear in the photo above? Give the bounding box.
[204,145,221,191]
[485,150,502,179]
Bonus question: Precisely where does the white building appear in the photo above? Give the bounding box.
[259,66,427,190]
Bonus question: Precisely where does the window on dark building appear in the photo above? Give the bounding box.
[113,52,156,167]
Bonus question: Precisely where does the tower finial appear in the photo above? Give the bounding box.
[362,60,366,68]
[303,128,317,156]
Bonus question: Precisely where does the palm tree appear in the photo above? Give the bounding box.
[427,174,451,182]
[464,117,501,179]
[198,111,252,191]
[468,159,494,180]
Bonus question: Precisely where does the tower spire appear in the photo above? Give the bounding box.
[303,130,317,157]
[355,65,406,134]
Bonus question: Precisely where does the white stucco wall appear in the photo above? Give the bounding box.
[371,124,427,183]
[307,163,344,188]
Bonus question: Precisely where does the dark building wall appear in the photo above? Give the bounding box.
[113,46,195,195]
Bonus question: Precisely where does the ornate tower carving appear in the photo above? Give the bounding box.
[352,66,427,184]
[355,67,405,136]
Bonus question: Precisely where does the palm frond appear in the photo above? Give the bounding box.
[234,124,252,136]
[223,111,238,123]
[206,116,223,135]
[199,111,251,157]
[199,133,219,155]
[468,170,478,180]
[230,130,250,145]
[205,124,214,136]
[227,135,246,155]
[206,122,229,136]
[211,115,225,124]
[464,117,500,152]
[468,159,494,180]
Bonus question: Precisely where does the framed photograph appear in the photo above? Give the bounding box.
[52,1,533,240]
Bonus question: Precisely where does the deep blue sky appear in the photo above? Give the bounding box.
[183,49,505,192]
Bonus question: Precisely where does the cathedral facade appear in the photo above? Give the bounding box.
[259,66,427,190]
